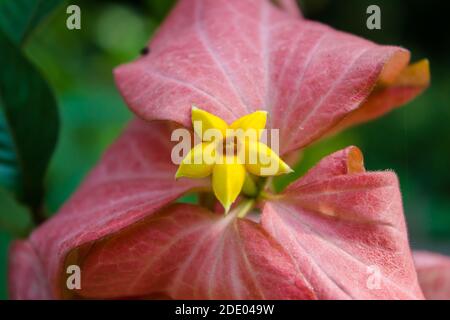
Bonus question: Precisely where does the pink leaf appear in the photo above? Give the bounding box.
[10,119,206,299]
[8,241,51,300]
[261,146,424,299]
[334,59,430,132]
[75,204,315,299]
[9,142,423,300]
[115,0,428,154]
[414,251,450,300]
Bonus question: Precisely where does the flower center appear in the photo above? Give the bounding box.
[221,136,240,157]
[175,107,293,213]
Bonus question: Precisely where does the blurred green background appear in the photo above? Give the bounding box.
[0,0,449,299]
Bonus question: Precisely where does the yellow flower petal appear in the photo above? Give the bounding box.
[175,142,215,179]
[245,141,293,176]
[192,106,228,140]
[212,156,246,212]
[230,110,267,136]
[230,110,267,158]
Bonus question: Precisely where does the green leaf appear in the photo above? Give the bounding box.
[146,0,176,21]
[0,0,65,46]
[0,187,32,237]
[0,230,13,299]
[0,29,59,212]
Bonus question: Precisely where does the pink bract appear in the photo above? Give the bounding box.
[9,127,424,299]
[414,251,450,300]
[115,0,428,154]
[8,0,430,300]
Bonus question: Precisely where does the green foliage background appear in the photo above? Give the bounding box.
[0,0,449,299]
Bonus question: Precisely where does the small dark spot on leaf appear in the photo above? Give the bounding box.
[140,47,150,55]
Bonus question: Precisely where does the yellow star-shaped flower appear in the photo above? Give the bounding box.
[176,107,292,212]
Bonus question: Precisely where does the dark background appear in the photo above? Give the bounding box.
[0,0,449,299]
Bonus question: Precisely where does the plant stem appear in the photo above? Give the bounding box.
[259,190,283,201]
[242,173,258,197]
[232,199,255,219]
